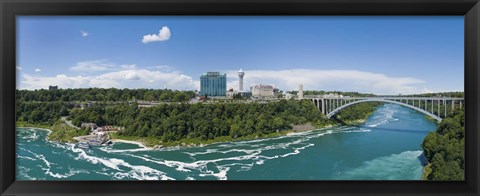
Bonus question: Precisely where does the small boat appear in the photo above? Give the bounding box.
[77,142,91,149]
[101,140,112,146]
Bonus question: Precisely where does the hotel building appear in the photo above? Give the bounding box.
[200,72,227,97]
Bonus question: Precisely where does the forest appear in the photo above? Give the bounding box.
[69,100,331,142]
[16,89,382,146]
[422,109,464,180]
[16,88,195,102]
[334,102,383,124]
[16,101,74,124]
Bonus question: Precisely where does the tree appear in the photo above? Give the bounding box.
[144,91,156,101]
[159,93,170,102]
[59,106,69,116]
[173,93,187,102]
[30,109,43,122]
[423,108,464,180]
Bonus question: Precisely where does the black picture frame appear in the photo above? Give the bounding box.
[1,0,479,195]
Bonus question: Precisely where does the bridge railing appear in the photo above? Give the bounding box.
[304,96,464,101]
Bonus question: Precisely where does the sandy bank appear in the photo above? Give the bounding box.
[110,139,150,149]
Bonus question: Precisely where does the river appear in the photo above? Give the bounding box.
[16,103,437,180]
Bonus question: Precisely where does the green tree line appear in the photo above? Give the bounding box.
[16,101,74,124]
[16,88,195,102]
[334,102,383,124]
[400,91,464,98]
[16,88,384,145]
[69,100,333,142]
[422,109,464,180]
[69,100,382,143]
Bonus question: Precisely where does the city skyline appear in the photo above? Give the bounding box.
[17,16,464,95]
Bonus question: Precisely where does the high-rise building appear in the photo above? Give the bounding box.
[238,69,245,91]
[298,84,304,99]
[48,85,58,90]
[200,72,227,97]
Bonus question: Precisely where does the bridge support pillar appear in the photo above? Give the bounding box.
[444,99,447,117]
[326,99,329,114]
[425,99,427,111]
[330,99,332,112]
[318,99,325,114]
[452,100,454,112]
[431,99,433,114]
[438,100,440,117]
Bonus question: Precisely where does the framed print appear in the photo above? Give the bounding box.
[1,0,479,195]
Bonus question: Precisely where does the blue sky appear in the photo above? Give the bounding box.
[17,16,464,95]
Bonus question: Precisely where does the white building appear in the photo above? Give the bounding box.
[298,84,304,99]
[285,93,295,100]
[251,84,275,98]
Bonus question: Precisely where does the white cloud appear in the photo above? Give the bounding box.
[70,60,115,72]
[124,71,141,80]
[16,66,22,70]
[146,65,176,72]
[34,68,41,72]
[119,64,137,70]
[19,65,435,95]
[70,60,136,72]
[18,69,198,90]
[142,26,171,44]
[225,69,426,95]
[81,30,89,37]
[421,87,433,94]
[20,74,93,89]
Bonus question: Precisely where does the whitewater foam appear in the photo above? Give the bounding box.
[338,150,424,180]
[16,154,37,161]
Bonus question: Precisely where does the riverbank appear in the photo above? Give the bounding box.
[16,121,51,129]
[16,101,380,148]
[422,164,432,180]
[420,109,465,181]
[342,118,368,125]
[17,121,88,143]
[16,116,363,149]
[423,115,439,124]
[108,125,329,148]
[17,120,331,148]
[333,102,383,126]
[109,138,150,148]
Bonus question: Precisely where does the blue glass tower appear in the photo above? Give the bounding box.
[200,72,227,97]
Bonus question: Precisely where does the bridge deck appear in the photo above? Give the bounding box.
[304,96,464,101]
[305,96,464,122]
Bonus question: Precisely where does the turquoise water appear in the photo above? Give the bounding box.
[16,104,437,180]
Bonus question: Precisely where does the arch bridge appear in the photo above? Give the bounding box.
[304,95,464,122]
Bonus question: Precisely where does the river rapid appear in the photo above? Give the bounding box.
[16,103,437,180]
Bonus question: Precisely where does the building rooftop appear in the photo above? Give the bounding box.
[252,84,274,88]
[201,72,226,77]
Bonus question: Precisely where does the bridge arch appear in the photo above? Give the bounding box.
[326,99,442,122]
